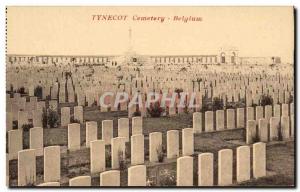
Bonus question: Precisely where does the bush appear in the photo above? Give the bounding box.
[147,102,163,118]
[184,104,190,114]
[212,97,223,111]
[200,103,212,112]
[133,110,141,117]
[17,87,25,94]
[34,85,43,99]
[260,94,273,106]
[70,117,80,124]
[47,109,59,128]
[22,123,33,131]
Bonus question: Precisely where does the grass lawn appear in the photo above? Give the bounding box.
[8,108,295,187]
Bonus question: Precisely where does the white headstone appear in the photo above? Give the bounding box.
[44,146,60,182]
[253,142,266,178]
[218,149,233,186]
[131,134,144,165]
[236,146,250,182]
[128,165,147,186]
[167,130,179,159]
[68,123,81,151]
[177,156,193,186]
[198,153,214,186]
[90,140,105,174]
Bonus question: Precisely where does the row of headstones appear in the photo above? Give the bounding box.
[246,115,294,144]
[6,97,59,131]
[7,117,143,160]
[74,87,291,112]
[32,142,266,186]
[9,127,193,184]
[7,103,83,130]
[67,117,142,150]
[7,95,42,120]
[193,103,294,133]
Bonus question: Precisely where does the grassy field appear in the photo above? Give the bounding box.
[8,107,295,187]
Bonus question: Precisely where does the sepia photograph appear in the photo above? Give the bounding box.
[5,6,295,187]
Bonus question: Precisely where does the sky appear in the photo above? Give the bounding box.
[7,6,294,63]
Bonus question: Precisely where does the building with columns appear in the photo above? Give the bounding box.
[6,48,280,66]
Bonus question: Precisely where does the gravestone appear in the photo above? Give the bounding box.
[18,110,28,129]
[90,140,105,174]
[273,104,281,117]
[282,104,289,117]
[32,110,43,128]
[193,112,202,133]
[6,112,13,131]
[69,176,91,186]
[74,106,83,123]
[177,156,193,186]
[18,149,36,186]
[86,121,98,147]
[246,120,256,144]
[182,128,194,156]
[100,170,120,186]
[226,109,235,129]
[118,118,129,142]
[246,107,254,122]
[29,127,43,156]
[255,106,263,123]
[132,117,143,135]
[198,153,214,186]
[205,111,214,132]
[149,132,162,162]
[8,129,23,160]
[131,134,144,165]
[44,146,60,182]
[128,165,147,186]
[61,107,70,127]
[264,105,272,122]
[281,116,290,139]
[269,117,280,141]
[237,108,245,128]
[167,130,179,159]
[236,146,250,182]
[258,119,268,142]
[68,123,81,151]
[216,110,224,131]
[102,120,113,145]
[253,142,266,178]
[218,149,233,186]
[111,137,126,169]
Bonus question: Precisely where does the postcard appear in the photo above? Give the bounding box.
[6,6,295,187]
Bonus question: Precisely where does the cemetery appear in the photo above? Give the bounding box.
[6,56,294,187]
